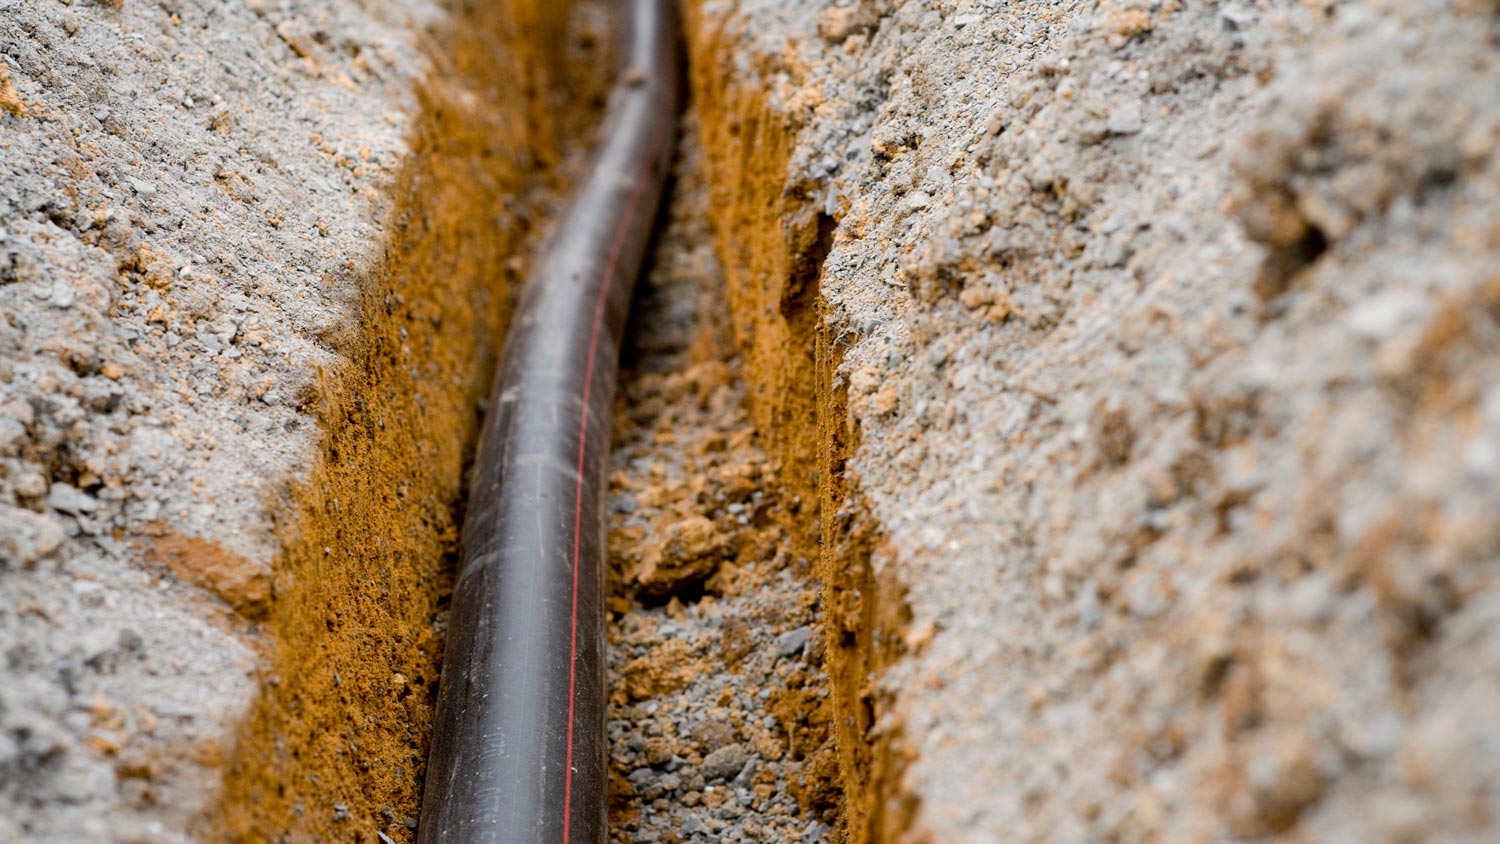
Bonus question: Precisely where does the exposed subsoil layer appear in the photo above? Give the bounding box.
[604,114,844,844]
[217,3,612,842]
[684,1,1500,842]
[2,0,607,841]
[684,8,911,840]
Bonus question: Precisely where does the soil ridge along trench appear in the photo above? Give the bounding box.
[215,1,611,841]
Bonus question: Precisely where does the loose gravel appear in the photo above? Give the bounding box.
[605,115,842,844]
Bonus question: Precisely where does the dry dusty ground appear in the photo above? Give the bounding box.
[2,1,437,839]
[2,0,604,841]
[686,0,1500,841]
[5,0,1500,843]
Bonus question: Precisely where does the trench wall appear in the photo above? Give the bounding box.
[215,2,606,841]
[684,5,912,841]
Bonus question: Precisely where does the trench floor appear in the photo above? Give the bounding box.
[603,112,844,844]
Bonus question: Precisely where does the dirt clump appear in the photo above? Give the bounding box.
[630,513,731,599]
[142,532,270,619]
[0,64,26,117]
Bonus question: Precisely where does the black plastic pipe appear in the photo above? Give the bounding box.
[417,0,679,841]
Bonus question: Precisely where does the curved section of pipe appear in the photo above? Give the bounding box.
[417,1,679,841]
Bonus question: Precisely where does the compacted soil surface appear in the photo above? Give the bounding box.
[7,1,1500,843]
[685,0,1500,841]
[1,0,603,841]
[2,2,437,839]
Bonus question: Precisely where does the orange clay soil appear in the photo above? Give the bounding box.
[212,2,608,842]
[684,4,916,842]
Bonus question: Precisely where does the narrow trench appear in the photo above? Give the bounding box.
[214,2,614,840]
[216,5,850,839]
[603,111,844,842]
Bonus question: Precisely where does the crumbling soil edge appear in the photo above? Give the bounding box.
[818,331,918,844]
[212,2,606,841]
[685,5,916,841]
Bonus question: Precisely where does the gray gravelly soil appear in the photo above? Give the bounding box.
[697,0,1500,841]
[1,1,437,839]
[606,119,840,844]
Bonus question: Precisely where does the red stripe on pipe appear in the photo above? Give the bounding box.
[415,0,678,839]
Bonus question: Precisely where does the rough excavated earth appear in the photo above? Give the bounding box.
[1,1,603,841]
[1,2,436,839]
[686,0,1500,842]
[605,118,841,844]
[6,0,1500,842]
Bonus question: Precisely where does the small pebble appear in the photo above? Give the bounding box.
[47,483,98,514]
[1107,102,1144,135]
[776,626,812,657]
[700,744,749,782]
